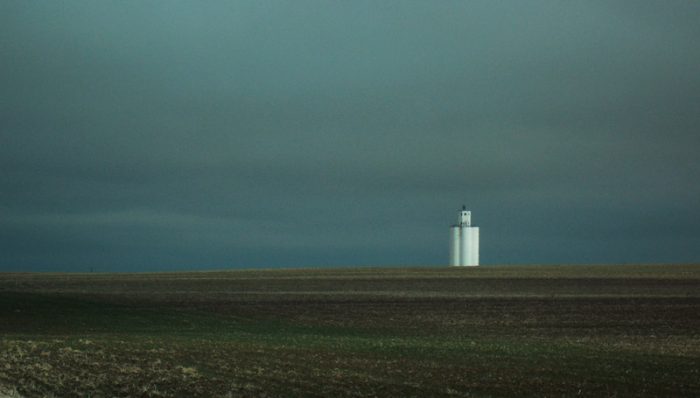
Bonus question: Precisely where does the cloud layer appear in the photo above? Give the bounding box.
[2,1,699,270]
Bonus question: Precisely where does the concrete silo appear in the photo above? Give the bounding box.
[449,206,479,266]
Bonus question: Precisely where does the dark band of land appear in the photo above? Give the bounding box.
[1,264,699,397]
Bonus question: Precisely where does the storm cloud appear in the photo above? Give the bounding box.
[2,1,699,271]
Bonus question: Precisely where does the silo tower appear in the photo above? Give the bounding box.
[449,206,479,266]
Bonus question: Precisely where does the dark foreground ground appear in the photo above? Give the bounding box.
[1,265,699,397]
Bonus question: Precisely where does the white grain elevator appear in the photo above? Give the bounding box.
[449,206,479,266]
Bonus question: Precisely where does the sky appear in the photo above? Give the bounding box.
[2,1,699,272]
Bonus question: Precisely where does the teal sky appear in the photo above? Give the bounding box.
[1,1,699,271]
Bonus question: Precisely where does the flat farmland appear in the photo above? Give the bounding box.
[1,265,699,397]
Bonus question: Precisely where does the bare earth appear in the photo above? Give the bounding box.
[1,265,699,397]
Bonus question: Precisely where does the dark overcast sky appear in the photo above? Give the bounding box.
[2,1,699,271]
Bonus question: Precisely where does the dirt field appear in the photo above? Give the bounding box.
[1,265,699,397]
